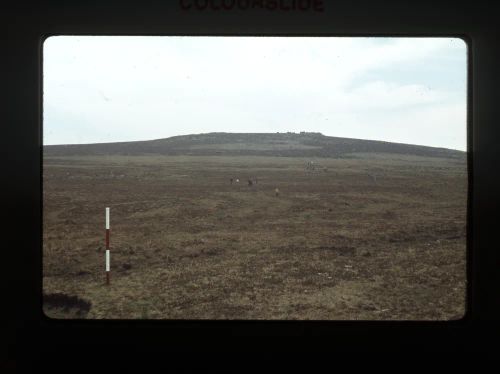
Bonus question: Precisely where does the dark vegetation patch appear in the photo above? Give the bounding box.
[315,245,356,256]
[43,292,91,318]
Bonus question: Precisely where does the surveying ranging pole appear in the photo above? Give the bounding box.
[105,207,110,285]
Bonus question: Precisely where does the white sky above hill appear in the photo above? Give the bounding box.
[43,36,467,151]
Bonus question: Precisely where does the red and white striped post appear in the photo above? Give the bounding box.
[105,207,111,285]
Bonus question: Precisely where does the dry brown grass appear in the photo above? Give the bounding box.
[42,153,467,320]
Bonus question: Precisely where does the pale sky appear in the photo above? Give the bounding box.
[43,36,467,151]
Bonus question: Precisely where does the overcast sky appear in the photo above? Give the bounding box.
[43,36,467,150]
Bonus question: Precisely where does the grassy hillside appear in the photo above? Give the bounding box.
[44,132,465,159]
